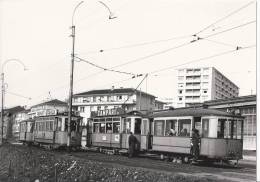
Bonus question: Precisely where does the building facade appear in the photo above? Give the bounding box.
[193,95,256,150]
[28,99,68,118]
[176,67,239,107]
[72,88,164,124]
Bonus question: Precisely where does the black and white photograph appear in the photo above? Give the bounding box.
[0,0,257,181]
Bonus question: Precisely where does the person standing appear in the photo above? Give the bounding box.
[191,129,200,161]
[128,132,137,158]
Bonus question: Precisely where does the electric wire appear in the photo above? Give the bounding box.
[75,56,137,77]
[148,45,256,75]
[6,91,32,100]
[194,1,255,35]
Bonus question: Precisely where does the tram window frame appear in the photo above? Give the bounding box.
[217,119,226,138]
[237,120,243,139]
[123,118,131,134]
[113,122,120,133]
[134,118,142,134]
[100,123,106,133]
[57,118,62,131]
[106,122,113,133]
[178,119,191,137]
[202,118,209,138]
[93,123,100,133]
[154,120,165,136]
[165,119,177,136]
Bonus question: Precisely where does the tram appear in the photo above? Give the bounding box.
[19,111,82,149]
[87,107,244,162]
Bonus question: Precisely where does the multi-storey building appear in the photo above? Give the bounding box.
[72,88,164,124]
[28,99,68,118]
[177,67,239,107]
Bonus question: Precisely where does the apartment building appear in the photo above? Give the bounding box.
[72,88,164,124]
[177,67,239,107]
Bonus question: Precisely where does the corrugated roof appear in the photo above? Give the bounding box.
[74,88,156,98]
[150,108,243,118]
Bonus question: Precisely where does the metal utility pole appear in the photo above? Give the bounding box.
[68,1,83,148]
[1,73,4,144]
[1,59,27,145]
[67,1,116,148]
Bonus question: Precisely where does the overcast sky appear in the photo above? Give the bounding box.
[0,0,256,108]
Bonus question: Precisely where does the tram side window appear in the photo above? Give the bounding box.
[100,123,105,133]
[57,118,62,131]
[113,122,120,133]
[65,118,68,131]
[93,123,100,133]
[165,120,177,136]
[134,118,141,134]
[50,121,53,131]
[178,119,191,137]
[217,119,226,138]
[154,120,165,136]
[106,123,112,133]
[46,121,50,131]
[237,120,243,139]
[123,118,131,134]
[202,119,209,137]
[233,120,237,139]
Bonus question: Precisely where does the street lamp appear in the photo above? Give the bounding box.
[1,59,27,144]
[67,1,116,148]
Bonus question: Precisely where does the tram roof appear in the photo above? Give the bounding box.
[150,108,243,118]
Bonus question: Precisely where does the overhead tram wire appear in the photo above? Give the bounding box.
[32,15,255,101]
[148,44,256,75]
[91,44,255,91]
[79,34,192,55]
[75,56,141,77]
[6,91,32,100]
[194,1,255,36]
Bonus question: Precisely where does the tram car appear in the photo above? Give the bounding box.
[150,108,244,162]
[19,118,35,145]
[88,107,244,163]
[88,108,151,153]
[19,111,82,149]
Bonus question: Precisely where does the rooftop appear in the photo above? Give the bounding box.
[31,99,68,108]
[150,107,243,118]
[74,88,156,98]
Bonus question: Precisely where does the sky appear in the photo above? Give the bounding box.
[0,0,257,108]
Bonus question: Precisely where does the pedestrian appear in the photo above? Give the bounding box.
[128,132,137,158]
[191,129,200,161]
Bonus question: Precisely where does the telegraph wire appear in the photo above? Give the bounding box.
[194,1,255,35]
[201,38,239,48]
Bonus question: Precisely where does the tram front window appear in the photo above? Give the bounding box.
[134,118,141,134]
